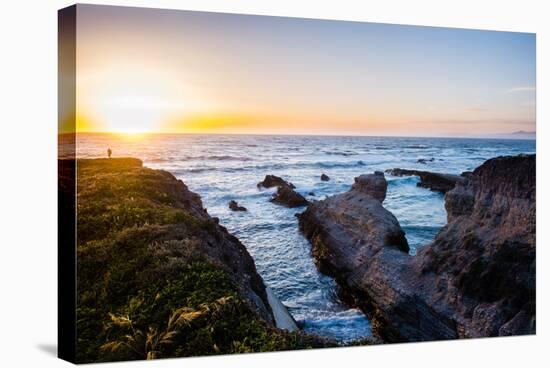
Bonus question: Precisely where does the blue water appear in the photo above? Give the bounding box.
[76,134,535,342]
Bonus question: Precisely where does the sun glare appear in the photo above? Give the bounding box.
[99,94,165,133]
[80,67,191,134]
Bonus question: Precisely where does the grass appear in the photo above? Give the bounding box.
[73,158,332,363]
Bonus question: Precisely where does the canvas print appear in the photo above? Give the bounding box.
[58,4,536,364]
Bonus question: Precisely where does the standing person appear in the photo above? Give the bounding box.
[107,147,112,158]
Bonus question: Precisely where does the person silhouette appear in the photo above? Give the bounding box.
[107,147,112,158]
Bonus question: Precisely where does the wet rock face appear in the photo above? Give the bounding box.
[258,174,308,208]
[228,200,247,212]
[300,155,536,342]
[299,171,409,277]
[385,168,465,193]
[271,185,309,208]
[351,171,387,202]
[419,154,536,338]
[257,175,296,189]
[321,173,330,181]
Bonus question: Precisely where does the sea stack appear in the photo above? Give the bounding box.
[299,170,409,276]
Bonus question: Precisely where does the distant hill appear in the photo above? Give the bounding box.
[485,131,536,140]
[509,130,536,139]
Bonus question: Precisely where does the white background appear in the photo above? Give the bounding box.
[0,0,547,366]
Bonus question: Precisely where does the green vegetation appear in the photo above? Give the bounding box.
[76,158,214,244]
[74,158,331,363]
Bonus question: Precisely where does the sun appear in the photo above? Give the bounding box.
[99,93,166,134]
[80,68,188,134]
[98,83,173,134]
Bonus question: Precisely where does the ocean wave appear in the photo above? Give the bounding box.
[323,150,358,157]
[181,167,217,173]
[176,160,368,174]
[242,222,296,232]
[387,176,419,185]
[184,155,251,161]
[402,225,442,232]
[403,145,429,149]
[317,160,366,168]
[147,154,251,164]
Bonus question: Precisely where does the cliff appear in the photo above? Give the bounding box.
[71,158,326,362]
[299,155,535,342]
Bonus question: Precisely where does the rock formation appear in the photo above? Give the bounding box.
[321,173,330,181]
[257,174,296,189]
[258,174,309,208]
[351,171,387,202]
[271,185,309,208]
[299,171,409,278]
[71,158,340,362]
[76,158,275,325]
[385,168,465,193]
[300,155,535,342]
[228,200,247,212]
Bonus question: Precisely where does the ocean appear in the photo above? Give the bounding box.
[75,133,535,342]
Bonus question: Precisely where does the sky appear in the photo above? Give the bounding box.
[63,4,536,137]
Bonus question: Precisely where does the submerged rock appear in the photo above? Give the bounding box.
[228,200,247,212]
[417,158,435,164]
[321,173,330,181]
[385,168,464,193]
[300,155,535,342]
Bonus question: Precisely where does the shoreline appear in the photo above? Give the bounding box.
[71,157,333,362]
[67,136,536,348]
[299,154,535,341]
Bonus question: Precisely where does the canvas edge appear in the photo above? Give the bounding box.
[58,4,77,364]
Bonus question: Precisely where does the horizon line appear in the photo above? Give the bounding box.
[59,131,536,141]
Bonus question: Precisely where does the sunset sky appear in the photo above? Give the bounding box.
[64,4,536,137]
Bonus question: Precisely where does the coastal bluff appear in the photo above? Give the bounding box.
[69,158,323,363]
[299,154,535,342]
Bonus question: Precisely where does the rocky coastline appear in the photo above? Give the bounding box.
[71,154,535,360]
[73,158,329,362]
[299,154,535,342]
